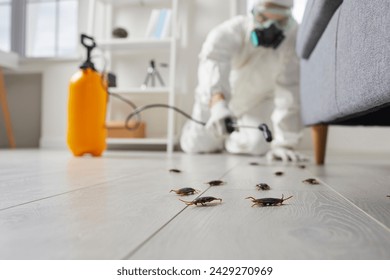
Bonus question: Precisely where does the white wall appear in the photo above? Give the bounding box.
[304,126,390,154]
[176,0,232,124]
[39,61,79,148]
[39,0,89,149]
[0,73,42,148]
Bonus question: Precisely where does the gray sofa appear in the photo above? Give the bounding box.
[296,0,390,164]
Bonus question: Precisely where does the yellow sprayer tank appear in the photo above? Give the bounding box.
[67,34,107,157]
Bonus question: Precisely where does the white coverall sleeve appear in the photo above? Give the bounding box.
[196,16,246,106]
[271,27,303,148]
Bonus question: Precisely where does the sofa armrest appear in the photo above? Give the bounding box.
[296,0,343,59]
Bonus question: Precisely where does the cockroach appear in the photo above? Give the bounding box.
[169,169,182,173]
[298,165,306,169]
[387,195,390,198]
[274,171,284,176]
[302,178,320,185]
[179,196,222,206]
[205,180,225,186]
[245,194,293,207]
[249,162,260,166]
[256,183,271,191]
[170,187,200,196]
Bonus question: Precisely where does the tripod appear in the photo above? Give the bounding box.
[142,60,166,88]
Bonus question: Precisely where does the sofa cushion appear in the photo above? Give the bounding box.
[296,0,343,59]
[336,0,390,119]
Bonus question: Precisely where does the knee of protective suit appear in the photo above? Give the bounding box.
[179,121,224,154]
[225,130,270,155]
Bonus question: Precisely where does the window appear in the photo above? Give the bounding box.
[25,0,78,57]
[0,0,11,52]
[292,0,308,23]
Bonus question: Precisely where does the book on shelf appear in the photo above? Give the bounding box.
[160,9,172,38]
[145,9,159,38]
[145,9,172,39]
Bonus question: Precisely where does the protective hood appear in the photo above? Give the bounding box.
[252,0,294,8]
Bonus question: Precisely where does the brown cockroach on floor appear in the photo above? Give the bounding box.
[170,187,200,196]
[302,178,320,185]
[169,169,182,173]
[274,171,284,176]
[298,165,306,169]
[179,196,222,206]
[245,194,293,207]
[205,180,225,186]
[256,183,271,191]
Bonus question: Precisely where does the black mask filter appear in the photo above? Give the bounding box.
[250,23,285,49]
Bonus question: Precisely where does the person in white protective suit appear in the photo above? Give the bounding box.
[180,0,305,162]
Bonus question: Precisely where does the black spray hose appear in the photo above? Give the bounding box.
[124,103,205,130]
[119,101,273,143]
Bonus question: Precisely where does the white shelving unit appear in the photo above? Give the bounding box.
[109,87,170,95]
[88,0,179,153]
[98,38,172,51]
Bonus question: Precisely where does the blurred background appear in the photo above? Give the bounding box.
[1,0,389,155]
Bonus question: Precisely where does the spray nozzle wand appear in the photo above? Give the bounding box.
[224,118,273,142]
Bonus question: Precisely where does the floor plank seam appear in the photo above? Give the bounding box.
[306,169,390,233]
[0,175,131,212]
[121,206,189,259]
[121,187,214,259]
[0,169,77,184]
[218,157,245,180]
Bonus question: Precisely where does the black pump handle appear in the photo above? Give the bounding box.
[81,34,96,50]
[80,34,97,70]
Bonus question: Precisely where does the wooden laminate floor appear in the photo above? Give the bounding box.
[0,149,389,259]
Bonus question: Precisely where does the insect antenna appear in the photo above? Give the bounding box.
[245,197,256,202]
[179,199,193,205]
[282,195,293,202]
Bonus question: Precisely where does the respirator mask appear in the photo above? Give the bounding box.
[250,6,292,49]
